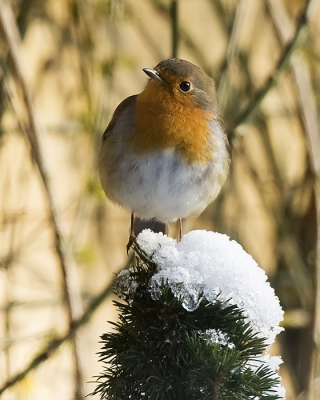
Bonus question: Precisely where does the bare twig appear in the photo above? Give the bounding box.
[126,2,167,61]
[216,0,248,112]
[170,0,179,58]
[267,1,320,399]
[0,275,117,395]
[0,2,84,397]
[226,0,312,139]
[152,0,211,72]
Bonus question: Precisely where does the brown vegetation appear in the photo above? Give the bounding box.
[0,0,320,398]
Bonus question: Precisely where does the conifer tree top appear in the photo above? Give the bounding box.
[95,230,286,399]
[136,230,284,345]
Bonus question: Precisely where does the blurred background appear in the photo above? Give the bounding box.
[0,0,320,398]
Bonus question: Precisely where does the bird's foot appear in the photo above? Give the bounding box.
[126,234,137,254]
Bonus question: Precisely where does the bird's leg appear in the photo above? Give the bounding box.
[127,211,137,254]
[178,218,182,242]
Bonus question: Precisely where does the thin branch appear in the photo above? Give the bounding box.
[0,275,118,395]
[266,1,320,399]
[126,2,167,61]
[170,0,179,58]
[226,0,311,139]
[152,0,211,73]
[0,2,84,396]
[216,0,248,111]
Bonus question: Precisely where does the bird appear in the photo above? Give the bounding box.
[98,58,230,252]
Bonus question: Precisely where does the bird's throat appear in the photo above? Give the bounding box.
[132,82,213,164]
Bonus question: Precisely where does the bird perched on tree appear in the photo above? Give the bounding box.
[98,58,230,251]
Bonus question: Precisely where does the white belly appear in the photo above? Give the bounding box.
[99,147,226,222]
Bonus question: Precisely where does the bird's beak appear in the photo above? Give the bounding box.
[143,68,166,85]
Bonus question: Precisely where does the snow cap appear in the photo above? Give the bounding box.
[137,229,284,345]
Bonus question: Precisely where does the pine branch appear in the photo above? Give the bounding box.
[93,244,282,400]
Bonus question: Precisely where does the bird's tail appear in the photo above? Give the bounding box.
[133,217,168,236]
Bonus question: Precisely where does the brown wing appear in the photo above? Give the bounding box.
[102,94,137,141]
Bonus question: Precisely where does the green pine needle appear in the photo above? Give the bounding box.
[92,244,282,400]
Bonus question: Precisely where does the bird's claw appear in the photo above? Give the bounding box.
[126,234,137,254]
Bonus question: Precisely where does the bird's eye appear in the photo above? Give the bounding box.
[179,81,191,92]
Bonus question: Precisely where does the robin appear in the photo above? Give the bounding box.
[98,58,230,251]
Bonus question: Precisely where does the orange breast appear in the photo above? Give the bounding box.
[132,81,213,164]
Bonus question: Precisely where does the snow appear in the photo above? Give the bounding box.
[137,229,284,345]
[116,269,139,303]
[200,329,235,349]
[130,229,286,399]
